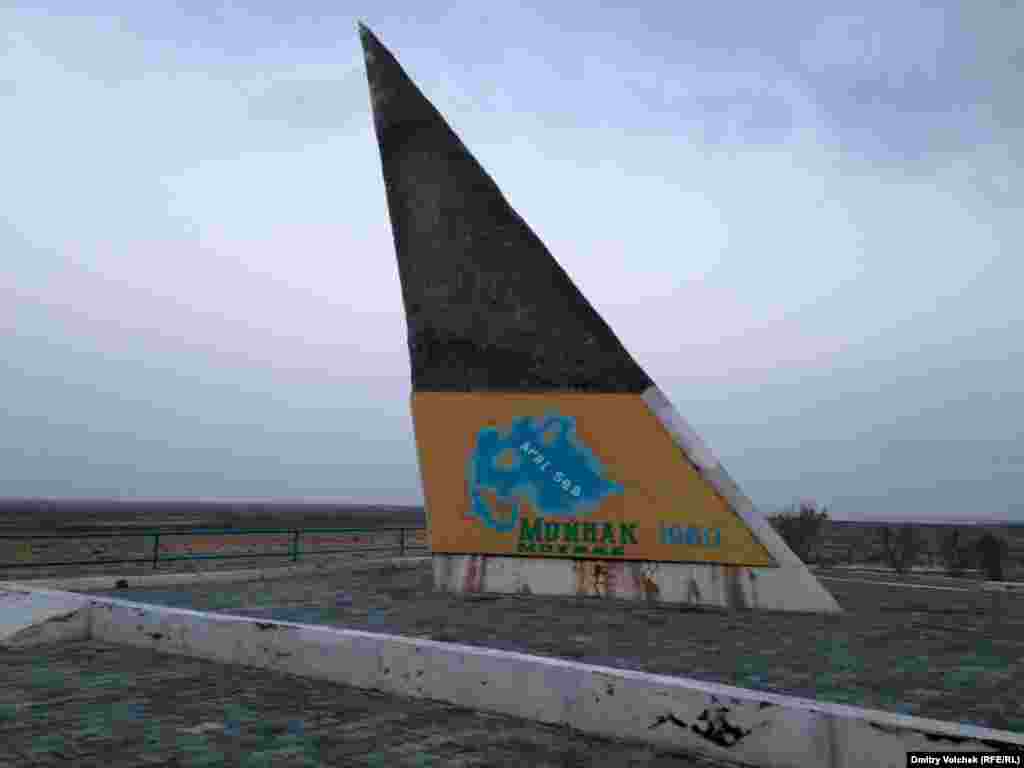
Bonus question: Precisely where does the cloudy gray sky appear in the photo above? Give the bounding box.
[2,1,1021,521]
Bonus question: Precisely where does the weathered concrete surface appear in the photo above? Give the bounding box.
[5,581,1022,766]
[433,554,840,613]
[360,23,651,393]
[0,586,91,648]
[2,639,743,767]
[0,555,430,594]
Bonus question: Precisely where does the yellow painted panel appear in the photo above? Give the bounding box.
[412,392,774,567]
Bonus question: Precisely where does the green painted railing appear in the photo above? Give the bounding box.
[0,526,428,571]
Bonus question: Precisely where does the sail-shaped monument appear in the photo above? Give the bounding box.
[359,23,840,613]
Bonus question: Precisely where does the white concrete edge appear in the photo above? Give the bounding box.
[813,566,1022,585]
[0,556,431,593]
[816,565,986,577]
[0,586,92,647]
[4,584,1021,768]
[818,575,1024,594]
[981,581,1024,593]
[640,387,842,614]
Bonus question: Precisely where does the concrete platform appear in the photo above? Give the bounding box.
[0,555,431,593]
[3,639,744,767]
[3,569,1022,768]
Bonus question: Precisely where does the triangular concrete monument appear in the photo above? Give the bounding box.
[359,23,840,613]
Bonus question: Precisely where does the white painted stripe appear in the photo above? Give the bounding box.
[820,575,1024,594]
[819,576,981,593]
[4,584,1022,767]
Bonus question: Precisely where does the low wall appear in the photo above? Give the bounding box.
[2,582,1021,767]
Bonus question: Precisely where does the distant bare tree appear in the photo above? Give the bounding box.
[768,501,829,563]
[882,524,922,575]
[941,528,973,577]
[976,533,1009,581]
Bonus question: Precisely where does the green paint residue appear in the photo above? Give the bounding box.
[945,666,995,688]
[29,666,64,688]
[74,706,113,739]
[243,745,319,768]
[237,722,321,767]
[874,691,918,715]
[733,657,772,689]
[177,733,224,768]
[894,654,930,675]
[810,636,871,707]
[820,636,861,673]
[250,591,276,607]
[825,690,865,705]
[944,640,1010,688]
[223,703,260,722]
[207,592,244,609]
[81,671,131,689]
[143,721,162,749]
[30,733,65,754]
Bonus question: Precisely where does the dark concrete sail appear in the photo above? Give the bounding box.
[358,23,653,393]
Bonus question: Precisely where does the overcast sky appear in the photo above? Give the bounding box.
[2,1,1021,521]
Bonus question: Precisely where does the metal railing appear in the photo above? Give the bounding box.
[0,526,428,571]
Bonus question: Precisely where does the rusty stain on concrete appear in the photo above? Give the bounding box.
[463,556,478,593]
[477,556,488,593]
[723,566,748,610]
[461,555,489,593]
[629,562,661,603]
[590,562,610,597]
[687,576,702,606]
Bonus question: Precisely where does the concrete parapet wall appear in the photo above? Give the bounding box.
[0,586,91,647]
[3,581,1022,766]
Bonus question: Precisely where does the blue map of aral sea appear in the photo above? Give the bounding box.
[467,413,624,533]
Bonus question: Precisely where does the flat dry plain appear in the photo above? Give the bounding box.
[0,515,427,581]
[79,561,1024,734]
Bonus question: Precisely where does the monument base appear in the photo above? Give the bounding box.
[433,554,841,613]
